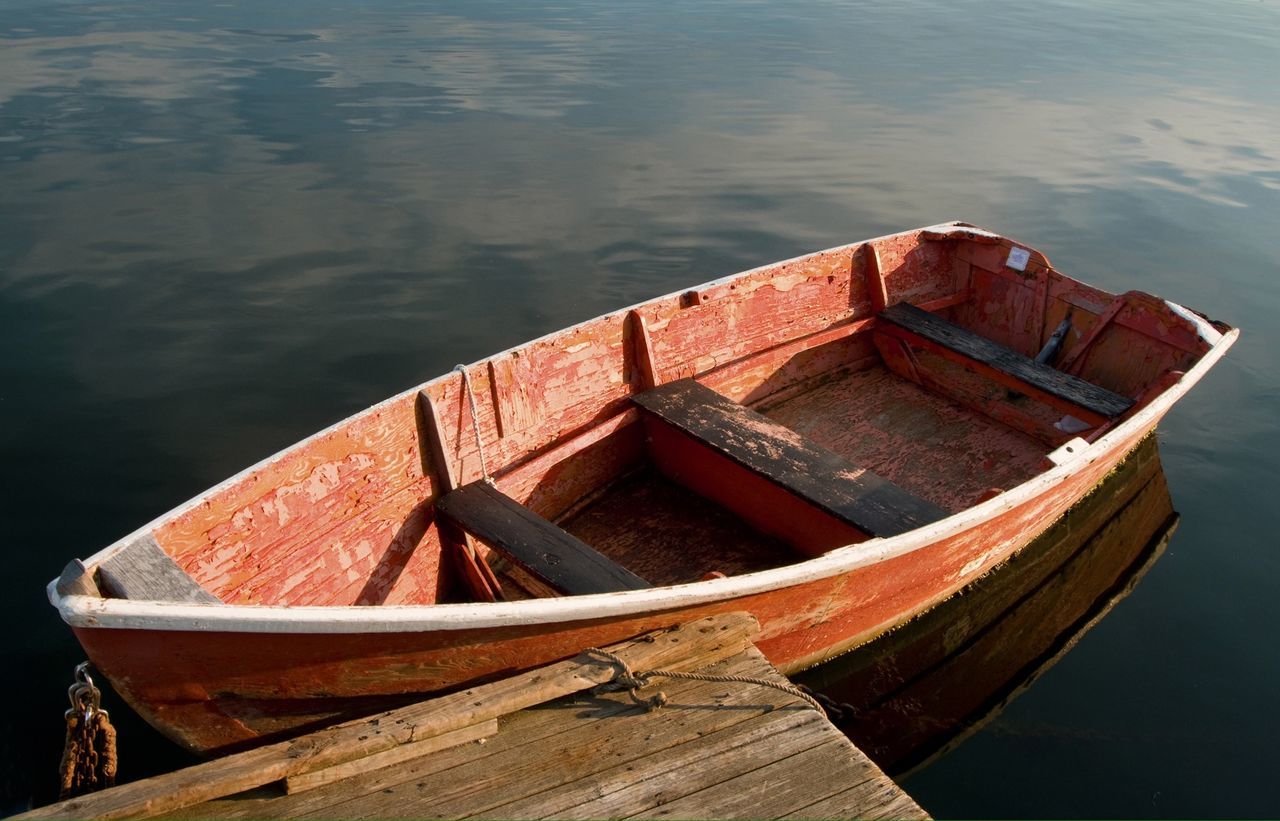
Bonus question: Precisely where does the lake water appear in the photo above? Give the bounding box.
[3,0,1277,816]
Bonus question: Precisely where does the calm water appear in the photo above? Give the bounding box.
[3,0,1278,815]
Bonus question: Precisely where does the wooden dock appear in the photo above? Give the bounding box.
[19,615,927,820]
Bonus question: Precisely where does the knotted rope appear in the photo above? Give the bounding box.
[583,647,826,718]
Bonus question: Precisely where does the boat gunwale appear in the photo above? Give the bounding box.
[46,226,1240,635]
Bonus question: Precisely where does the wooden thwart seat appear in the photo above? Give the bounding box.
[633,379,948,538]
[877,302,1134,422]
[436,481,651,595]
[95,533,221,604]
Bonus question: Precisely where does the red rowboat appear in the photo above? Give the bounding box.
[48,223,1236,754]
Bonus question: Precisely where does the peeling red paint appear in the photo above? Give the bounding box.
[57,224,1234,754]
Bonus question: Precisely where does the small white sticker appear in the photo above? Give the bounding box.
[1006,246,1031,271]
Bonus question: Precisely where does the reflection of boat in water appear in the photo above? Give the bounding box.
[795,433,1177,776]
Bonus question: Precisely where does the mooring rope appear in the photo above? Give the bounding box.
[583,647,827,718]
[453,364,492,484]
[793,685,861,725]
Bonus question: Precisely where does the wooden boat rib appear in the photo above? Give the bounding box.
[47,222,1237,754]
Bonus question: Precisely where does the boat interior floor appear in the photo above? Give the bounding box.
[560,468,798,586]
[548,364,1049,589]
[761,365,1048,513]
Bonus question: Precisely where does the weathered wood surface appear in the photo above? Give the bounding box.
[163,653,797,820]
[282,719,497,794]
[1058,295,1125,374]
[878,302,1135,420]
[19,615,758,820]
[154,390,441,608]
[795,435,1172,774]
[641,408,868,553]
[561,468,799,585]
[635,246,864,388]
[55,559,101,598]
[24,614,927,820]
[155,646,926,820]
[762,364,1048,513]
[635,378,947,538]
[52,223,1234,762]
[874,330,1078,447]
[436,480,650,595]
[112,225,1215,614]
[96,534,221,604]
[1057,290,1205,399]
[826,434,1162,700]
[67,404,1165,753]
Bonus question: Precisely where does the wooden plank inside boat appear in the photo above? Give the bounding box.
[435,480,651,595]
[54,559,100,598]
[634,378,948,538]
[96,534,221,604]
[877,302,1135,420]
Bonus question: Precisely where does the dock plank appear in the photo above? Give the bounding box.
[628,738,863,819]
[27,614,925,821]
[559,717,838,820]
[281,719,496,795]
[313,652,815,819]
[782,778,929,820]
[22,616,755,821]
[471,709,823,820]
[164,653,773,821]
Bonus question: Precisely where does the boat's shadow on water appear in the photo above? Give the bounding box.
[795,434,1177,777]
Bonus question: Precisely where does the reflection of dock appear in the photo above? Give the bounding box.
[20,615,927,820]
[797,434,1177,776]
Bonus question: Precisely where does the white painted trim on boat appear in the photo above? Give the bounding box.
[1164,300,1224,346]
[918,222,1007,242]
[1046,437,1090,466]
[56,227,909,579]
[45,229,1239,636]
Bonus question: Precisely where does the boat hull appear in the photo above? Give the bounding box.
[76,422,1151,754]
[51,222,1238,755]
